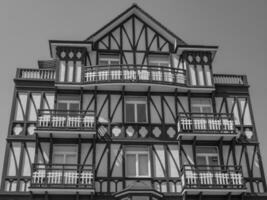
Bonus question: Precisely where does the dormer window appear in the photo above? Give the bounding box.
[99,53,120,65]
[148,54,170,67]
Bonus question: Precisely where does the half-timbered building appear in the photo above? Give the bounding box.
[1,4,266,200]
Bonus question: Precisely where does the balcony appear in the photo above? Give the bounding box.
[214,74,248,86]
[15,68,55,81]
[83,64,187,87]
[15,67,249,89]
[30,164,94,194]
[181,165,246,195]
[177,113,237,140]
[36,109,95,138]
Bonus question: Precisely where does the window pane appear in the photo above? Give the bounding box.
[196,156,206,165]
[53,154,64,164]
[202,106,212,113]
[99,60,108,65]
[208,156,219,166]
[57,103,67,110]
[126,104,135,122]
[126,154,136,176]
[137,104,147,122]
[110,60,120,65]
[66,154,77,164]
[138,154,149,176]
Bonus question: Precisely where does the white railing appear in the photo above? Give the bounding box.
[178,113,235,133]
[31,164,94,189]
[84,65,186,85]
[17,68,55,80]
[37,110,95,130]
[181,165,245,190]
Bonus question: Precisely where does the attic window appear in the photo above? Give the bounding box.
[99,53,120,65]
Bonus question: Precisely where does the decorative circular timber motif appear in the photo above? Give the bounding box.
[245,128,253,139]
[139,126,148,138]
[27,124,36,135]
[187,55,193,63]
[196,55,201,63]
[69,51,74,58]
[112,126,121,137]
[98,125,107,136]
[203,55,208,63]
[60,51,66,58]
[152,127,161,138]
[167,127,176,138]
[126,126,134,137]
[76,51,82,58]
[13,124,23,135]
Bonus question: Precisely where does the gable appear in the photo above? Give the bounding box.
[95,15,176,52]
[86,4,186,51]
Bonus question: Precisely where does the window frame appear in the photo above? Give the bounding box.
[195,146,220,166]
[148,54,170,67]
[98,53,120,65]
[125,147,151,177]
[52,145,78,165]
[57,100,80,110]
[191,98,213,113]
[125,97,147,123]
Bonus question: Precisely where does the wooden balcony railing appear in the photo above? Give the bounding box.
[30,163,94,192]
[213,74,248,86]
[37,109,95,131]
[16,68,55,80]
[178,113,235,133]
[83,64,187,86]
[181,165,245,193]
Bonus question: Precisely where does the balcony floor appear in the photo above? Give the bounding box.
[35,130,96,138]
[29,187,95,194]
[183,188,246,195]
[177,133,239,141]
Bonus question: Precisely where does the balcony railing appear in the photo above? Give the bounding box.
[36,109,95,133]
[177,113,236,140]
[214,74,248,86]
[83,64,186,86]
[16,68,55,80]
[30,163,94,193]
[181,165,245,194]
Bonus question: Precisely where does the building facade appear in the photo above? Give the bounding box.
[0,4,266,200]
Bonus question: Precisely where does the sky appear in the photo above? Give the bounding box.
[0,0,267,180]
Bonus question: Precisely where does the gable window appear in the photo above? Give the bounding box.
[191,98,213,113]
[99,53,120,65]
[196,146,219,166]
[148,54,170,67]
[125,97,147,123]
[52,145,77,165]
[148,55,171,82]
[125,146,150,177]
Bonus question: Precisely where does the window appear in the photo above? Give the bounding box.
[125,97,147,123]
[99,53,120,65]
[196,146,219,166]
[191,98,213,113]
[57,100,80,116]
[125,147,150,177]
[148,54,170,67]
[52,145,77,165]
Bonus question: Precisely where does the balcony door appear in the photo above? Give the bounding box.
[196,146,219,170]
[52,145,78,166]
[57,100,80,116]
[148,55,170,82]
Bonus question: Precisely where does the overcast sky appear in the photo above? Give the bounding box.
[0,0,267,180]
